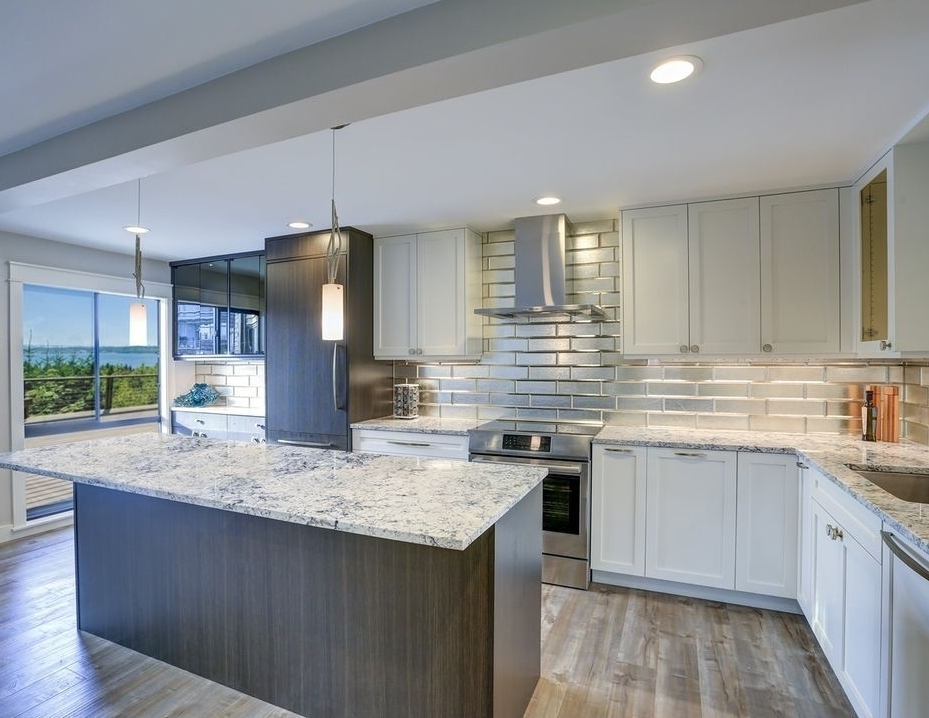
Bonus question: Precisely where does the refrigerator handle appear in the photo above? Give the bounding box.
[332,344,347,411]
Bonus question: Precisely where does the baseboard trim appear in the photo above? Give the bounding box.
[591,570,802,614]
[1,514,73,544]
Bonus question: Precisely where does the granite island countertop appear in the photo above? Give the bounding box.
[594,426,929,555]
[0,433,545,551]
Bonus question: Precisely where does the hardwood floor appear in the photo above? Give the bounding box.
[1,527,854,718]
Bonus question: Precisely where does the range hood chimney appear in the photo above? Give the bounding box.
[475,214,605,320]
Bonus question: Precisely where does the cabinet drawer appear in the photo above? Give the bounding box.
[226,415,266,435]
[173,411,228,435]
[352,429,468,460]
[812,468,882,561]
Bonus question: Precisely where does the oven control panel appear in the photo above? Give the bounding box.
[502,434,551,453]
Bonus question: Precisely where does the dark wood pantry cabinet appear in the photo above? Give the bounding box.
[264,228,391,450]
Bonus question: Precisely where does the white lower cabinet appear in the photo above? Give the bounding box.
[735,452,799,598]
[591,446,798,598]
[591,445,646,576]
[645,448,738,589]
[351,428,469,460]
[809,468,883,718]
[797,462,815,618]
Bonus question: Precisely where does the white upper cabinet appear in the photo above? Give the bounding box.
[622,198,760,356]
[688,198,761,354]
[760,189,840,354]
[856,141,929,356]
[623,190,844,357]
[374,228,482,361]
[621,205,689,355]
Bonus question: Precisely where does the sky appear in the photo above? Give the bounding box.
[23,285,159,348]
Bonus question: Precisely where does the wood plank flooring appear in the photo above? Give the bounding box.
[1,527,854,718]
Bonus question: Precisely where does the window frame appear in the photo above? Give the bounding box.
[8,262,173,531]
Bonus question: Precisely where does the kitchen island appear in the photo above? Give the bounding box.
[0,434,546,718]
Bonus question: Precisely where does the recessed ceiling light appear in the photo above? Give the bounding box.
[288,220,312,229]
[650,55,703,84]
[123,225,149,234]
[535,196,562,206]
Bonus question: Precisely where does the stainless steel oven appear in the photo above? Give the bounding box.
[468,428,592,589]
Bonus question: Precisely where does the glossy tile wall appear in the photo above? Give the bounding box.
[394,218,929,444]
[194,360,265,411]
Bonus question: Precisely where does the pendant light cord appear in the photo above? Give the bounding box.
[134,179,145,300]
[327,126,345,284]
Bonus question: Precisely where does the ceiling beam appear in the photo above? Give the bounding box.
[0,0,866,213]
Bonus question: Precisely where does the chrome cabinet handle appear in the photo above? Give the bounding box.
[416,348,423,355]
[690,344,699,353]
[673,451,707,458]
[409,348,415,355]
[196,418,205,424]
[256,423,265,430]
[762,343,773,352]
[826,524,844,541]
[604,447,635,454]
[276,439,335,448]
[883,531,929,583]
[796,462,809,469]
[679,345,690,353]
[880,340,892,351]
[387,440,432,448]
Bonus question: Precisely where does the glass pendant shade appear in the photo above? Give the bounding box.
[321,283,344,341]
[129,301,147,346]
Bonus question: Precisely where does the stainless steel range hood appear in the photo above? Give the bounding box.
[475,214,606,320]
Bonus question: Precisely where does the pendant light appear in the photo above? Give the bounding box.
[124,179,149,347]
[322,125,348,341]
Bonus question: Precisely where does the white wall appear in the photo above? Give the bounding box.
[0,229,171,540]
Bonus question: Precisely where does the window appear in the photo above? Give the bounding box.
[23,286,161,436]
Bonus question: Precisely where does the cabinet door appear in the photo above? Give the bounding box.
[645,448,737,589]
[688,198,761,354]
[373,234,417,358]
[417,229,469,357]
[735,452,799,598]
[760,189,840,354]
[842,532,882,718]
[621,205,689,355]
[797,464,814,618]
[266,255,347,444]
[591,445,647,576]
[810,499,845,662]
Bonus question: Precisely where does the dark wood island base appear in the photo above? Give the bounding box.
[72,482,542,718]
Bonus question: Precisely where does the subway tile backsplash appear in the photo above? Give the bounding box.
[394,219,929,445]
[194,360,265,412]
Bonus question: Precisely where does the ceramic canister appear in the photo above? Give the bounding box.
[393,383,419,419]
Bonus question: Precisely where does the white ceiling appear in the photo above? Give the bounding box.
[0,0,928,262]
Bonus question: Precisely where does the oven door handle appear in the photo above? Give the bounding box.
[469,454,583,475]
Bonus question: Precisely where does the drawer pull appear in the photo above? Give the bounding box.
[796,462,809,469]
[826,524,844,541]
[673,451,707,458]
[604,447,635,454]
[387,440,432,448]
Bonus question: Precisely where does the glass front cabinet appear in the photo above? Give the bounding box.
[171,251,265,358]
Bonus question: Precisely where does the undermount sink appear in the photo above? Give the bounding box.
[849,467,929,504]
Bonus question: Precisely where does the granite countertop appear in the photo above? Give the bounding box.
[595,426,929,555]
[171,405,265,417]
[0,434,544,551]
[350,416,481,436]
